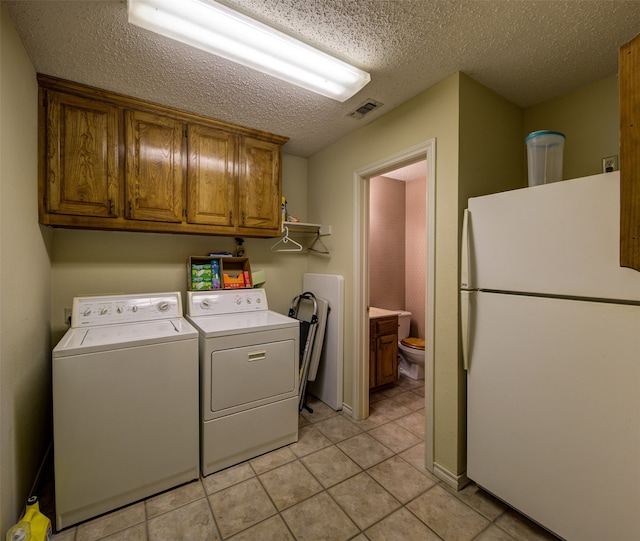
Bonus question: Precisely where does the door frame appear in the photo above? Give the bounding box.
[352,139,436,471]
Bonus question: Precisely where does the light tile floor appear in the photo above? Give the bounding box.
[46,376,561,541]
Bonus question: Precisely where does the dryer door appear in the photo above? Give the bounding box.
[209,338,296,416]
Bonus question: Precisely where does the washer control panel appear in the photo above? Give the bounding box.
[187,289,268,317]
[71,292,183,327]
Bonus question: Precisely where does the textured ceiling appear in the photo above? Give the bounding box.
[4,0,640,157]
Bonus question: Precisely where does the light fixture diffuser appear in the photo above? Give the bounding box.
[128,0,371,102]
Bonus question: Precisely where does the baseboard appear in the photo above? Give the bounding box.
[433,462,470,491]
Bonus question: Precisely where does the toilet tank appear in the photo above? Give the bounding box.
[397,311,412,339]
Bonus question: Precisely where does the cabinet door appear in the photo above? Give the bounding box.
[44,91,119,218]
[238,137,281,234]
[620,34,640,272]
[125,110,184,223]
[187,125,237,228]
[376,333,398,387]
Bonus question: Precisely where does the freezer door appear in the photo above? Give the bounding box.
[467,172,640,302]
[467,292,640,541]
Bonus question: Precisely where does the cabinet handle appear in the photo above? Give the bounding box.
[108,198,114,216]
[129,200,133,216]
[242,211,246,225]
[229,210,233,224]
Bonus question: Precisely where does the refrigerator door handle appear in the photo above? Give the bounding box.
[461,289,473,371]
[461,208,474,371]
[461,209,471,289]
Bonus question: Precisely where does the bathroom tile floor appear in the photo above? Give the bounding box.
[43,376,560,541]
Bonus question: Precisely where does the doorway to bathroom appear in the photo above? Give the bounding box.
[353,140,435,471]
[369,161,426,357]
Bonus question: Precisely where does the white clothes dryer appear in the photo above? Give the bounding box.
[52,292,199,530]
[186,289,299,476]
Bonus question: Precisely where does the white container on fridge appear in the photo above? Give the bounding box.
[525,130,565,186]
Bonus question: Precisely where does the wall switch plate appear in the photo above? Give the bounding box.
[602,155,619,173]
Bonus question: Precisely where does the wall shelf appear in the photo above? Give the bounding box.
[283,221,332,235]
[271,221,331,254]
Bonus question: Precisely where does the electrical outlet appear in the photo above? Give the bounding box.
[602,155,618,173]
[64,308,72,325]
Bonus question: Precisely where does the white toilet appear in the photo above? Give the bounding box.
[397,311,425,380]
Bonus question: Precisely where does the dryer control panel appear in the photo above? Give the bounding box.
[71,292,183,327]
[187,289,268,317]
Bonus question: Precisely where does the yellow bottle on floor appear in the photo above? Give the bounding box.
[10,497,52,541]
[6,522,30,541]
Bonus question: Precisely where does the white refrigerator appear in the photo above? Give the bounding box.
[462,171,640,541]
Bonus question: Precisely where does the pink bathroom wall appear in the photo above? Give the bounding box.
[405,177,426,338]
[369,176,405,310]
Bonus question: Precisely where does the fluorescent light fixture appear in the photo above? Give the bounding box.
[128,0,371,102]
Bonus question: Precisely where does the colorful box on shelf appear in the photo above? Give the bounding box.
[187,256,252,290]
[189,258,221,290]
[223,273,245,288]
[191,264,212,280]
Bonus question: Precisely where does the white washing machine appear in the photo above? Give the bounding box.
[52,292,199,530]
[186,289,299,476]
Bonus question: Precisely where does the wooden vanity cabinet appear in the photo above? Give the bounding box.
[369,315,399,389]
[38,74,288,237]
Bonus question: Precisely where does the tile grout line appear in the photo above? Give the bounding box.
[249,456,300,541]
[283,392,441,540]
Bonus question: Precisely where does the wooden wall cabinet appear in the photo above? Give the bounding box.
[38,74,288,237]
[125,109,184,223]
[43,91,119,219]
[238,137,282,234]
[187,124,237,230]
[369,315,399,389]
[620,34,640,272]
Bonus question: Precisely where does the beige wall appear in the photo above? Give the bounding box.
[0,4,53,532]
[524,74,619,181]
[459,73,525,203]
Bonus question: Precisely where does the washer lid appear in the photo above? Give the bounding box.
[186,310,298,338]
[53,318,197,357]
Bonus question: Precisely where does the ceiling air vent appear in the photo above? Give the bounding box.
[349,99,383,119]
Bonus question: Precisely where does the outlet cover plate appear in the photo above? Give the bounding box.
[602,155,619,173]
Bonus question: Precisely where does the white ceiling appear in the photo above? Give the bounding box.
[4,1,640,157]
